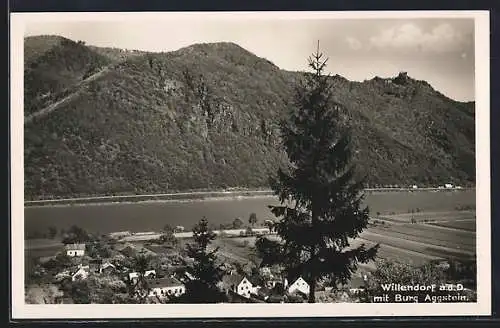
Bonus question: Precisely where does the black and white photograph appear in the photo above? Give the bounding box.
[10,11,491,318]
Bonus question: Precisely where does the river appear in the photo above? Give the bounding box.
[24,190,475,235]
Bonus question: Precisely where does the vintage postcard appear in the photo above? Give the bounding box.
[10,10,491,318]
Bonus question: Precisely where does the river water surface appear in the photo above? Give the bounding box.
[24,190,475,235]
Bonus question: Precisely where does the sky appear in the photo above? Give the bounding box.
[24,15,475,102]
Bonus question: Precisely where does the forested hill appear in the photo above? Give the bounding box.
[23,35,475,200]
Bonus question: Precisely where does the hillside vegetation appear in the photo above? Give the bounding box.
[24,36,475,200]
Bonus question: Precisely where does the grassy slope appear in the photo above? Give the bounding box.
[24,36,475,200]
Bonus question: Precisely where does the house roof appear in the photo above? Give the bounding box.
[290,277,308,286]
[65,243,86,250]
[72,267,89,277]
[222,274,248,288]
[248,275,262,286]
[349,276,366,289]
[150,277,184,288]
[101,262,116,270]
[257,287,272,297]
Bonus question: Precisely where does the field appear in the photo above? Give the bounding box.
[207,209,476,273]
[428,220,476,232]
[211,237,262,264]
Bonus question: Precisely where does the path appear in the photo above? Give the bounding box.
[24,67,110,125]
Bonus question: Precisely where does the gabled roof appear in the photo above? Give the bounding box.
[257,287,272,297]
[290,276,308,286]
[101,262,116,270]
[248,275,262,286]
[65,243,86,250]
[349,276,366,289]
[222,274,249,288]
[72,266,89,277]
[150,277,184,288]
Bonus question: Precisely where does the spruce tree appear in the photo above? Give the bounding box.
[182,217,226,303]
[256,42,379,303]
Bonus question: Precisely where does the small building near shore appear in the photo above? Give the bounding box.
[65,243,86,257]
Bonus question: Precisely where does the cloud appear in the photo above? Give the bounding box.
[346,36,362,50]
[369,23,469,53]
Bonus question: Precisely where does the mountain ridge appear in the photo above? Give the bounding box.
[23,35,475,200]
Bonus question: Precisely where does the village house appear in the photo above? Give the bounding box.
[54,270,72,282]
[72,264,90,281]
[65,243,86,257]
[221,274,255,298]
[129,269,156,282]
[145,269,156,279]
[149,277,186,299]
[99,262,116,274]
[445,183,454,189]
[174,226,185,233]
[255,286,272,301]
[287,277,310,296]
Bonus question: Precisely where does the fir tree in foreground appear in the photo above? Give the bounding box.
[181,217,227,303]
[256,43,379,303]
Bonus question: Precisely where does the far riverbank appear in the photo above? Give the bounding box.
[24,187,474,207]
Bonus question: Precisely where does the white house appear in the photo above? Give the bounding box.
[287,277,310,296]
[222,274,254,298]
[145,270,156,278]
[445,183,453,189]
[65,243,86,257]
[412,185,418,189]
[129,269,156,282]
[72,265,90,281]
[149,277,186,299]
[99,262,116,274]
